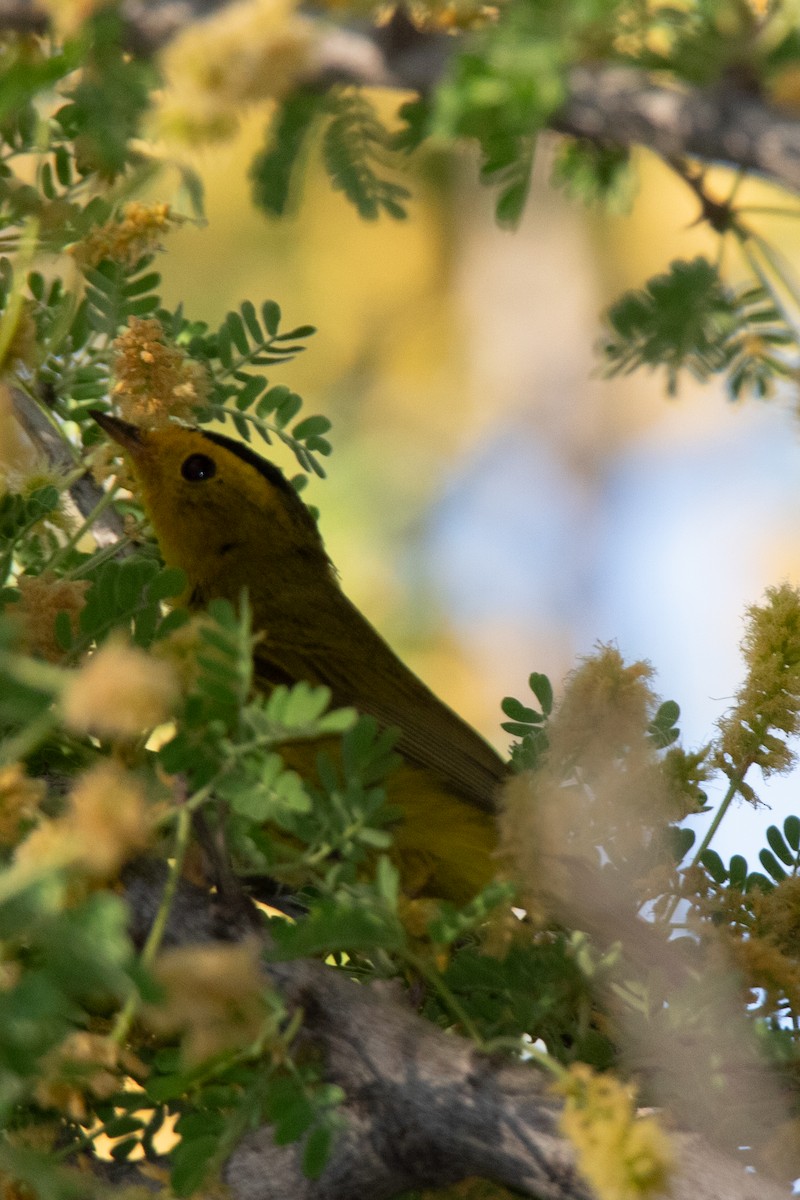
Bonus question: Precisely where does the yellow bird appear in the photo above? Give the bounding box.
[92,413,506,902]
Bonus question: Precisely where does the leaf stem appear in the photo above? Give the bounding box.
[110,803,192,1045]
[688,769,746,868]
[0,708,58,767]
[740,232,800,334]
[0,216,40,370]
[61,531,136,580]
[45,479,120,573]
[664,765,750,922]
[402,949,484,1046]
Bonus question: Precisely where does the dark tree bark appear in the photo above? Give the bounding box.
[121,863,789,1200]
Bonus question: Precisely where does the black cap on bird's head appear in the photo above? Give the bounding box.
[90,410,297,498]
[89,410,327,567]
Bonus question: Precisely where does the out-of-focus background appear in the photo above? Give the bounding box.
[159,111,800,864]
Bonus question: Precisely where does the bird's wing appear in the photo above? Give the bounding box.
[253,592,506,813]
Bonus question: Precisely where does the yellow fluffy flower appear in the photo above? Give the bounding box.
[37,0,109,39]
[715,582,800,782]
[16,572,89,663]
[0,763,45,848]
[64,760,157,877]
[35,1031,145,1121]
[156,0,316,144]
[62,636,180,739]
[148,941,276,1064]
[71,202,174,271]
[111,316,208,428]
[557,1064,672,1200]
[14,762,157,879]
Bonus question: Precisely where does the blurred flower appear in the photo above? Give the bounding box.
[37,0,110,39]
[1,303,37,371]
[71,202,174,271]
[730,932,800,1018]
[85,438,139,493]
[148,940,275,1064]
[408,0,498,30]
[546,645,655,774]
[16,572,89,662]
[14,815,80,873]
[62,635,180,738]
[64,760,157,877]
[156,0,316,144]
[112,316,208,428]
[557,1063,672,1200]
[0,763,45,847]
[152,613,214,692]
[715,582,800,784]
[768,64,800,113]
[500,646,704,929]
[35,1031,145,1121]
[14,761,157,879]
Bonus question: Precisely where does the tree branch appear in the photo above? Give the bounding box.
[554,66,800,194]
[4,0,800,193]
[8,386,127,546]
[122,862,789,1200]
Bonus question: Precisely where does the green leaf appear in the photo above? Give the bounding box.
[268,898,404,959]
[292,415,332,441]
[745,871,774,894]
[321,91,410,222]
[54,144,72,186]
[240,299,262,343]
[356,827,392,848]
[257,384,289,416]
[759,848,788,883]
[528,672,553,715]
[303,1124,333,1179]
[64,10,151,178]
[262,301,281,336]
[110,1137,140,1161]
[274,392,303,428]
[784,814,800,851]
[317,707,357,735]
[667,825,695,863]
[123,270,161,297]
[275,325,316,341]
[766,824,795,867]
[501,721,538,738]
[602,258,747,396]
[648,698,681,748]
[495,166,531,228]
[236,375,268,408]
[146,566,186,603]
[728,854,748,891]
[226,310,249,356]
[700,849,726,884]
[251,89,324,217]
[170,1134,220,1197]
[281,681,331,727]
[551,139,636,213]
[54,609,73,652]
[217,320,232,369]
[264,1074,314,1143]
[102,1114,145,1138]
[221,755,311,820]
[500,696,541,724]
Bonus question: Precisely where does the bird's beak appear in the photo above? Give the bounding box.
[90,410,145,454]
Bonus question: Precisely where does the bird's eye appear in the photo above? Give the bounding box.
[181,453,216,482]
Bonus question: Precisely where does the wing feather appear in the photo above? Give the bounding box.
[253,589,506,812]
